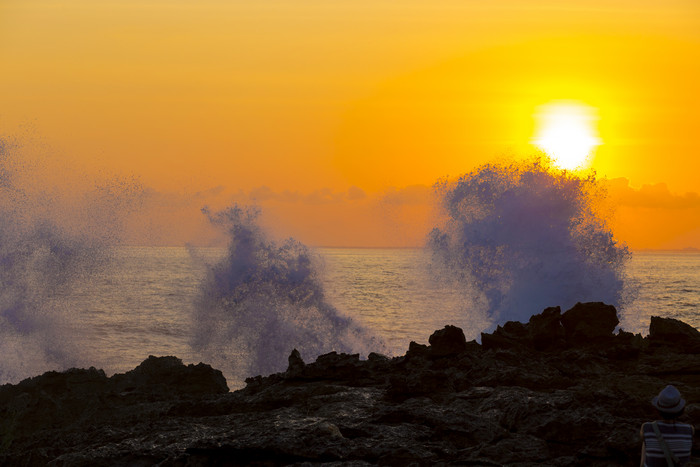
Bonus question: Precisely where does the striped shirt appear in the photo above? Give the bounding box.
[641,421,694,466]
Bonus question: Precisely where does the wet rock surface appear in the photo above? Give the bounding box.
[2,302,700,466]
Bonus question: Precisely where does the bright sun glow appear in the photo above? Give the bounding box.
[532,101,601,170]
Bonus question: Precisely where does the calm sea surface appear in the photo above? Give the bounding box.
[64,247,700,381]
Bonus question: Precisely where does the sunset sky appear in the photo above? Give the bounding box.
[1,0,699,249]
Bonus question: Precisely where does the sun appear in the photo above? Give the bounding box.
[531,101,601,170]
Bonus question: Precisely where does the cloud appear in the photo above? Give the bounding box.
[347,185,366,200]
[245,184,434,208]
[247,186,367,205]
[116,184,385,246]
[380,184,432,206]
[249,186,276,202]
[606,178,700,209]
[304,188,345,205]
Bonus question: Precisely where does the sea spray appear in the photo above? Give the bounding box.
[0,137,141,383]
[0,220,105,382]
[428,159,630,325]
[191,205,385,380]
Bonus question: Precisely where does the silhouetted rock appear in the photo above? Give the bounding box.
[286,348,305,376]
[428,324,467,357]
[481,303,606,351]
[649,316,700,352]
[528,305,566,349]
[404,340,430,360]
[112,355,229,395]
[481,319,529,350]
[561,301,619,343]
[2,302,700,467]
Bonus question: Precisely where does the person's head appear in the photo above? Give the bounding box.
[652,385,686,419]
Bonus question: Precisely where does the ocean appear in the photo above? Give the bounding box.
[47,246,699,388]
[2,162,698,388]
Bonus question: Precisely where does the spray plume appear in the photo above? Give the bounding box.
[429,159,630,325]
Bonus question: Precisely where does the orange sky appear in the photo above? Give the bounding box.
[1,0,699,248]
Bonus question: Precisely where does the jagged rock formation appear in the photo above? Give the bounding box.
[1,302,699,466]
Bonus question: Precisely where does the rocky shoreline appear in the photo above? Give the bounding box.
[2,302,700,466]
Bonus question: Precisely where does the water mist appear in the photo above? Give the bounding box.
[0,137,139,383]
[191,205,384,381]
[429,159,630,326]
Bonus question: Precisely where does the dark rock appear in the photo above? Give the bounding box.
[0,366,109,401]
[405,340,430,360]
[368,352,390,362]
[296,352,361,380]
[287,348,305,376]
[502,319,529,337]
[316,351,360,367]
[386,368,453,401]
[112,355,229,395]
[3,303,700,467]
[561,302,619,343]
[481,307,565,351]
[649,316,700,352]
[481,323,522,350]
[528,306,565,350]
[602,330,645,359]
[429,325,468,357]
[278,350,387,387]
[474,435,550,464]
[0,367,110,439]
